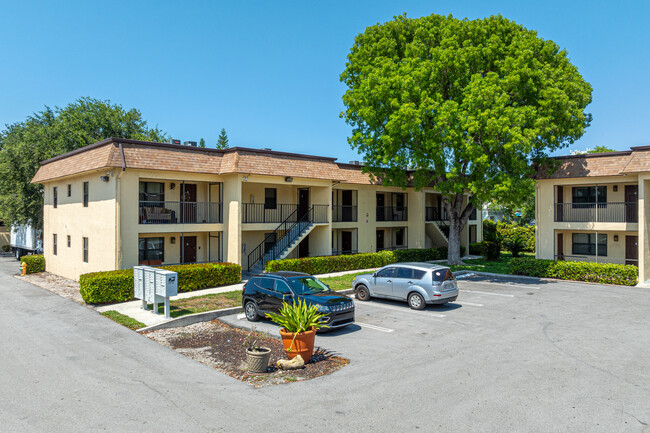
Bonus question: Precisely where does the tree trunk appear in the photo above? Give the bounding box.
[444,194,475,265]
[447,217,463,265]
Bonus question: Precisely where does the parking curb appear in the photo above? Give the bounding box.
[136,306,243,333]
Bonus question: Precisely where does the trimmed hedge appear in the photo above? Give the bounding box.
[265,246,466,274]
[80,262,242,304]
[469,242,484,256]
[510,258,638,286]
[21,254,45,274]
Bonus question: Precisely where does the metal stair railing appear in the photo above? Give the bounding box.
[247,206,315,271]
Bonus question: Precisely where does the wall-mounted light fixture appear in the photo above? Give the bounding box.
[614,235,619,242]
[613,185,618,192]
[170,237,176,244]
[99,175,109,182]
[285,177,293,182]
[170,183,176,190]
[243,176,248,181]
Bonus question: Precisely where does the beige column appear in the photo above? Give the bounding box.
[638,177,649,283]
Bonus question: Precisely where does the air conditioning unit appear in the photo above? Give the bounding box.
[169,139,181,145]
[184,141,197,147]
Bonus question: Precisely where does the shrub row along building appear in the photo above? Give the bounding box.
[32,138,482,280]
[536,146,650,282]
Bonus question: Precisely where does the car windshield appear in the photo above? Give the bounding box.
[287,276,330,295]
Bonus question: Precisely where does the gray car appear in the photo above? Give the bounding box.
[352,262,458,310]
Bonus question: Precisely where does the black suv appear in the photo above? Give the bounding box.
[242,272,355,329]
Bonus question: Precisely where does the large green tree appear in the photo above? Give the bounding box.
[0,97,166,228]
[340,14,592,263]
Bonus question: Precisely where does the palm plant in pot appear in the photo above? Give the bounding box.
[266,298,329,363]
[242,327,272,373]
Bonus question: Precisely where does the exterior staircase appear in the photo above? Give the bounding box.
[426,221,449,248]
[247,206,318,274]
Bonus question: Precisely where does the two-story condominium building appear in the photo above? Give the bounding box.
[31,138,482,280]
[536,146,650,283]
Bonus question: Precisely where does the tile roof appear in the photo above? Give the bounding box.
[538,147,650,179]
[31,138,381,185]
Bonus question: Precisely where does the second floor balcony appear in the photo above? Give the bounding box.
[376,206,408,222]
[554,202,638,223]
[242,203,329,224]
[139,201,223,224]
[333,205,358,222]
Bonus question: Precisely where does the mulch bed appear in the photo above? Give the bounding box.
[144,320,349,387]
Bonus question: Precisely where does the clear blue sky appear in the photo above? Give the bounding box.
[1,0,647,163]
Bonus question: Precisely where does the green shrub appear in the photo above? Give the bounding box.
[497,222,533,257]
[2,244,11,252]
[510,258,638,286]
[469,242,485,256]
[482,220,502,261]
[21,254,45,274]
[265,247,465,274]
[80,262,242,304]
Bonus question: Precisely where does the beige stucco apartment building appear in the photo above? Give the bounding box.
[536,146,650,282]
[32,138,482,280]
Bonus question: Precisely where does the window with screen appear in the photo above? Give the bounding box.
[138,237,164,262]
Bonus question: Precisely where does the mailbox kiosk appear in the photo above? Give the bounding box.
[133,266,178,318]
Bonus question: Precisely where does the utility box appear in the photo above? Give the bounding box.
[155,269,178,298]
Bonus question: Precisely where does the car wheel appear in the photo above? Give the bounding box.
[408,292,426,310]
[355,284,371,301]
[244,300,260,322]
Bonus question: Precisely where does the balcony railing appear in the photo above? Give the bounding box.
[376,206,408,222]
[333,205,358,222]
[425,206,448,221]
[554,202,638,223]
[242,203,329,223]
[139,201,222,224]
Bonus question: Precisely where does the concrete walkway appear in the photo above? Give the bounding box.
[95,267,380,326]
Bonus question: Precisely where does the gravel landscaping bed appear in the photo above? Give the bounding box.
[144,319,349,387]
[16,272,86,306]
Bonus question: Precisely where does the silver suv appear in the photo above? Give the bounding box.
[352,262,458,310]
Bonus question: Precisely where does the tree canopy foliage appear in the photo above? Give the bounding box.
[0,97,166,227]
[340,13,592,263]
[216,128,229,149]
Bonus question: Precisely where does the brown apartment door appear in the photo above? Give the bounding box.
[376,230,385,251]
[557,233,564,260]
[182,236,197,263]
[298,189,310,219]
[626,236,638,266]
[625,185,638,223]
[342,190,353,222]
[341,231,352,254]
[182,184,197,223]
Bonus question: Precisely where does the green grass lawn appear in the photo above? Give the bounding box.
[101,311,146,330]
[449,252,534,274]
[147,290,242,318]
[320,271,372,291]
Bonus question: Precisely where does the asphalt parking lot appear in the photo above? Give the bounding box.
[220,274,650,432]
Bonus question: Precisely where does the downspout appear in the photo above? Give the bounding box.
[115,142,127,270]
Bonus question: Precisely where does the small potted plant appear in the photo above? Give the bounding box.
[266,298,328,363]
[242,327,272,374]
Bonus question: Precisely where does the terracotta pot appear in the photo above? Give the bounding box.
[278,328,316,363]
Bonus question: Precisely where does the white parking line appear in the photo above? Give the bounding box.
[455,301,484,307]
[459,281,540,290]
[356,322,394,333]
[460,289,515,298]
[355,299,446,317]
